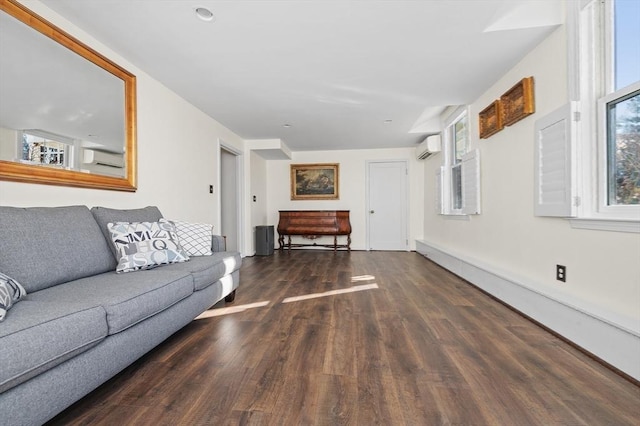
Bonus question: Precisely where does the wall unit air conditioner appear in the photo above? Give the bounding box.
[416,134,441,160]
[83,149,125,168]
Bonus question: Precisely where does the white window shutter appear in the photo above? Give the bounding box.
[534,103,577,217]
[462,149,481,215]
[436,166,445,214]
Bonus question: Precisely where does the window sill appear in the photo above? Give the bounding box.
[569,218,640,233]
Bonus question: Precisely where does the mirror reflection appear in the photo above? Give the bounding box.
[0,0,137,190]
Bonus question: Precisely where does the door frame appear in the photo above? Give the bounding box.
[365,159,409,251]
[218,140,245,256]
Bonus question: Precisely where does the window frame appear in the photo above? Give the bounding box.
[597,83,640,215]
[569,0,640,230]
[442,106,470,216]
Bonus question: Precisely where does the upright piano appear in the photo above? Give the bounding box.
[277,210,351,251]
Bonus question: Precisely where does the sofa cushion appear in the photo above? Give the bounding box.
[108,221,190,273]
[160,219,213,256]
[0,272,27,322]
[0,206,117,292]
[26,268,194,335]
[91,206,163,259]
[166,252,242,291]
[0,302,108,394]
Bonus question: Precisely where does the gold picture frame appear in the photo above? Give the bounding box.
[290,163,339,200]
[501,76,535,126]
[479,100,504,139]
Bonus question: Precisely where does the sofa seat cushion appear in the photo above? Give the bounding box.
[27,268,194,335]
[165,252,242,291]
[0,301,108,394]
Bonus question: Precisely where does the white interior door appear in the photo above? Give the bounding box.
[367,160,408,251]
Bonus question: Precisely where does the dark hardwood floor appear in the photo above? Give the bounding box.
[48,251,640,425]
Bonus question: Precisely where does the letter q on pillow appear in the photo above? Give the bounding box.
[108,221,190,273]
[160,219,213,256]
[0,272,27,322]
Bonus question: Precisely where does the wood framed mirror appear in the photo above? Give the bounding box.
[0,0,137,191]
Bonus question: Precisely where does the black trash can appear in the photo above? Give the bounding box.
[255,225,274,256]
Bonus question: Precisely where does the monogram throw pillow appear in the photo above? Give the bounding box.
[108,221,190,273]
[0,272,27,321]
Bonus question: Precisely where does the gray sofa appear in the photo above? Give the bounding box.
[0,205,241,425]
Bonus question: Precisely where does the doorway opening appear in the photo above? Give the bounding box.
[219,144,244,254]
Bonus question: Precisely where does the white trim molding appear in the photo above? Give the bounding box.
[570,218,640,233]
[416,239,640,381]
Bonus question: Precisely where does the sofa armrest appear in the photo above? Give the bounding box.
[211,235,227,252]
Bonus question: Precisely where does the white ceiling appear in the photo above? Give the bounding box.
[39,0,563,152]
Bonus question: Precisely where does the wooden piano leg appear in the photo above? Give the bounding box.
[334,235,338,252]
[347,235,351,252]
[287,235,292,252]
[278,235,284,251]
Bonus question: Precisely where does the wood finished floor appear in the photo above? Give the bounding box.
[48,251,640,426]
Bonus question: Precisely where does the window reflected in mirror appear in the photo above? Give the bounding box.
[21,131,68,167]
[0,128,126,178]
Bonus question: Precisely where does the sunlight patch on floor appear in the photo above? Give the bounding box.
[351,274,375,282]
[195,301,270,319]
[281,283,379,303]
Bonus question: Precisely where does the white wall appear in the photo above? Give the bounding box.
[0,1,246,228]
[265,148,424,251]
[420,26,640,378]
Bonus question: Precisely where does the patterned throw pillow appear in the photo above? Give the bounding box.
[0,272,27,322]
[108,221,190,273]
[160,219,213,256]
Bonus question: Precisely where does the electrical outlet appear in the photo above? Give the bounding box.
[209,185,214,194]
[556,265,566,282]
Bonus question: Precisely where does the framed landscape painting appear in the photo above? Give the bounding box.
[290,163,339,200]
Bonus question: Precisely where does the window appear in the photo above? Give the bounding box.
[601,87,640,206]
[19,131,72,169]
[444,108,468,214]
[450,113,469,210]
[568,0,640,228]
[439,107,480,216]
[599,0,640,208]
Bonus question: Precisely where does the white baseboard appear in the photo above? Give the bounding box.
[416,239,640,381]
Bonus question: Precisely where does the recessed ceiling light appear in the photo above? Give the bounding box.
[195,7,215,22]
[283,124,292,128]
[384,119,393,124]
